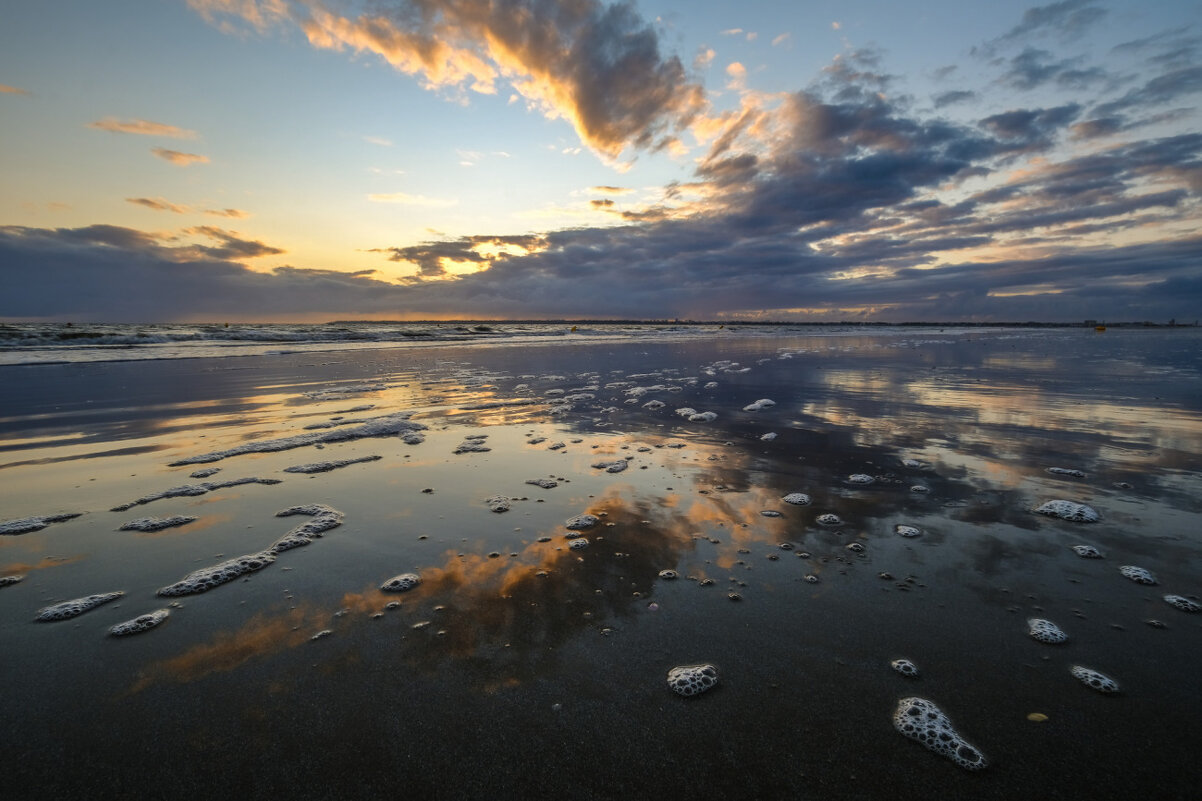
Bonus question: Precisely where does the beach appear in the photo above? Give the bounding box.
[2,325,1200,799]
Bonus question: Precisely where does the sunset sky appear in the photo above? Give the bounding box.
[2,0,1200,322]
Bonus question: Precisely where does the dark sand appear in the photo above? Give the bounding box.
[2,328,1200,799]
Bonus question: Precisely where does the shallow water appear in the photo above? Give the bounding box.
[1,328,1200,799]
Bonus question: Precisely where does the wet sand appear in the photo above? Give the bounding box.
[2,328,1200,799]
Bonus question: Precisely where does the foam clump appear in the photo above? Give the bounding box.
[689,411,718,422]
[1119,565,1157,585]
[782,493,812,506]
[667,664,718,697]
[120,516,197,532]
[1070,665,1120,694]
[1047,467,1086,478]
[643,400,666,410]
[592,460,629,473]
[742,399,776,412]
[0,512,82,536]
[526,478,558,489]
[658,570,678,580]
[1163,594,1200,612]
[892,697,987,770]
[486,495,511,513]
[816,514,842,526]
[36,591,125,621]
[268,504,345,553]
[848,474,875,484]
[675,408,697,418]
[111,477,281,512]
[568,538,589,550]
[1035,500,1100,523]
[381,573,421,592]
[159,551,277,597]
[168,412,426,465]
[891,659,920,678]
[895,525,922,538]
[1071,545,1103,558]
[566,514,599,530]
[283,455,382,473]
[110,609,170,636]
[1,575,24,588]
[189,468,221,478]
[760,432,777,441]
[454,435,492,454]
[1028,618,1068,643]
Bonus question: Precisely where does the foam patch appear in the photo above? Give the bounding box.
[848,474,875,484]
[816,514,843,526]
[158,552,276,596]
[268,504,345,553]
[565,514,599,530]
[110,609,170,636]
[1028,618,1068,644]
[525,478,558,488]
[111,477,281,512]
[892,697,987,770]
[1070,665,1120,694]
[1163,594,1200,612]
[760,432,777,441]
[0,512,82,536]
[895,525,922,538]
[1119,565,1157,585]
[35,591,125,621]
[592,460,629,473]
[1035,500,1100,523]
[0,575,24,588]
[782,493,812,506]
[658,570,679,579]
[568,538,589,550]
[1071,545,1103,558]
[1047,467,1086,478]
[283,455,382,473]
[667,664,719,697]
[381,573,421,592]
[689,412,718,422]
[119,516,197,532]
[891,659,920,678]
[169,413,426,465]
[742,399,776,412]
[486,495,511,513]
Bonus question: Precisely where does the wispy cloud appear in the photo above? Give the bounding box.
[363,135,392,146]
[771,33,790,48]
[1,84,30,95]
[204,208,250,219]
[152,148,210,166]
[367,192,457,207]
[88,117,198,138]
[127,197,189,213]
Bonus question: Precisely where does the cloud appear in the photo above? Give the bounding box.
[590,198,614,208]
[771,33,790,48]
[181,226,283,259]
[1,84,30,95]
[87,117,198,138]
[152,148,210,166]
[933,89,976,108]
[363,135,393,146]
[203,208,250,218]
[127,197,189,214]
[590,185,632,195]
[188,0,710,161]
[999,47,1110,90]
[367,192,457,207]
[996,0,1108,45]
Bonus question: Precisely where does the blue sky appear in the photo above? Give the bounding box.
[2,0,1200,322]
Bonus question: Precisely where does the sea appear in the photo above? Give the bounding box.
[1,323,1199,799]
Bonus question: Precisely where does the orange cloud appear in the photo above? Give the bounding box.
[1,83,31,95]
[152,148,209,166]
[88,117,198,138]
[127,196,189,213]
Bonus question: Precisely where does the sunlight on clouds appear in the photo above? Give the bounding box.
[88,117,198,138]
[1,83,31,95]
[151,148,209,166]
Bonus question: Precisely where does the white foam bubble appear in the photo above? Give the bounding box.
[110,477,281,512]
[565,514,599,530]
[667,664,718,697]
[658,570,679,580]
[895,525,922,538]
[760,510,783,518]
[1035,500,1100,523]
[891,659,920,678]
[0,512,82,536]
[643,400,666,410]
[848,474,875,484]
[1070,665,1120,693]
[119,516,198,532]
[380,573,421,592]
[742,399,776,412]
[567,538,589,550]
[1071,545,1103,558]
[760,432,777,441]
[816,513,842,526]
[283,455,382,473]
[910,485,930,493]
[1163,594,1200,612]
[189,468,221,478]
[486,495,511,513]
[169,412,425,465]
[158,552,276,596]
[1027,618,1068,644]
[782,493,812,506]
[0,575,24,588]
[592,460,629,473]
[689,411,718,422]
[892,697,987,770]
[36,591,125,621]
[525,478,558,489]
[1119,565,1157,585]
[110,609,170,636]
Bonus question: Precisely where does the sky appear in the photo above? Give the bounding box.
[1,0,1200,323]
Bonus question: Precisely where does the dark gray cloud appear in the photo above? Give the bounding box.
[999,48,1110,90]
[933,89,976,108]
[996,0,1108,45]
